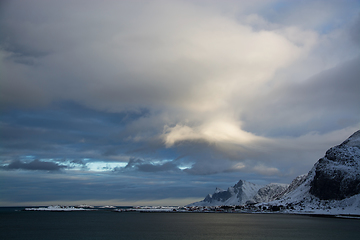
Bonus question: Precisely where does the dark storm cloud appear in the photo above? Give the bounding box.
[124,158,145,169]
[70,159,85,165]
[0,0,360,206]
[121,158,180,172]
[3,159,66,171]
[0,102,152,160]
[242,56,360,137]
[0,168,241,204]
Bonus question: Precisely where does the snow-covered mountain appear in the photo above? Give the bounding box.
[310,130,360,200]
[252,183,289,203]
[187,180,288,206]
[259,130,360,215]
[274,174,307,200]
[188,130,360,215]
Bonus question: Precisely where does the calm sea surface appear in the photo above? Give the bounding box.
[0,208,359,240]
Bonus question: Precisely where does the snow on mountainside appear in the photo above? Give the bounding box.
[187,130,360,215]
[273,174,307,200]
[310,131,360,200]
[187,180,288,206]
[187,180,263,206]
[258,130,360,215]
[252,183,289,203]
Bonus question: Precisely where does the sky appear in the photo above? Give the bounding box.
[0,0,360,207]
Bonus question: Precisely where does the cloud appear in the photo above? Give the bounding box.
[350,13,360,46]
[252,164,281,176]
[120,158,180,173]
[123,158,145,170]
[0,0,309,113]
[137,162,179,173]
[183,158,235,175]
[0,1,360,206]
[3,159,66,171]
[163,120,257,146]
[1,1,358,143]
[241,56,360,137]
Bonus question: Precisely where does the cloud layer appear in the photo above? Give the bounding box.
[3,159,66,171]
[0,0,359,205]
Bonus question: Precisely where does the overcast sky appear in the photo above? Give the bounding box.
[1,0,359,206]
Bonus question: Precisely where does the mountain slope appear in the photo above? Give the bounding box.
[187,130,360,215]
[187,180,264,206]
[310,131,360,200]
[252,183,289,203]
[260,130,360,215]
[188,180,289,206]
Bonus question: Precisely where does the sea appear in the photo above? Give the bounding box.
[0,207,359,240]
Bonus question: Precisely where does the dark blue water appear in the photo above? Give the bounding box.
[0,208,359,240]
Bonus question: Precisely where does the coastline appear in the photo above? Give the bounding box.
[4,205,358,219]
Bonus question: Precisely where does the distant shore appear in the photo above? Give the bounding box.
[11,205,359,219]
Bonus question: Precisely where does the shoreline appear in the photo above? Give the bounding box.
[1,206,359,219]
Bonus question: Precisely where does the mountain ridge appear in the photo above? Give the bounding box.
[187,130,360,215]
[187,180,288,207]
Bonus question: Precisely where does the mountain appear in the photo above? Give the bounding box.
[259,130,360,215]
[187,180,263,206]
[273,174,307,200]
[187,180,288,206]
[252,183,289,203]
[310,130,360,200]
[187,130,360,215]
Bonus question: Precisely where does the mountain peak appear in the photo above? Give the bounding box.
[310,131,360,200]
[274,130,360,211]
[214,187,225,193]
[187,180,289,206]
[341,130,360,147]
[234,179,245,188]
[187,130,360,214]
